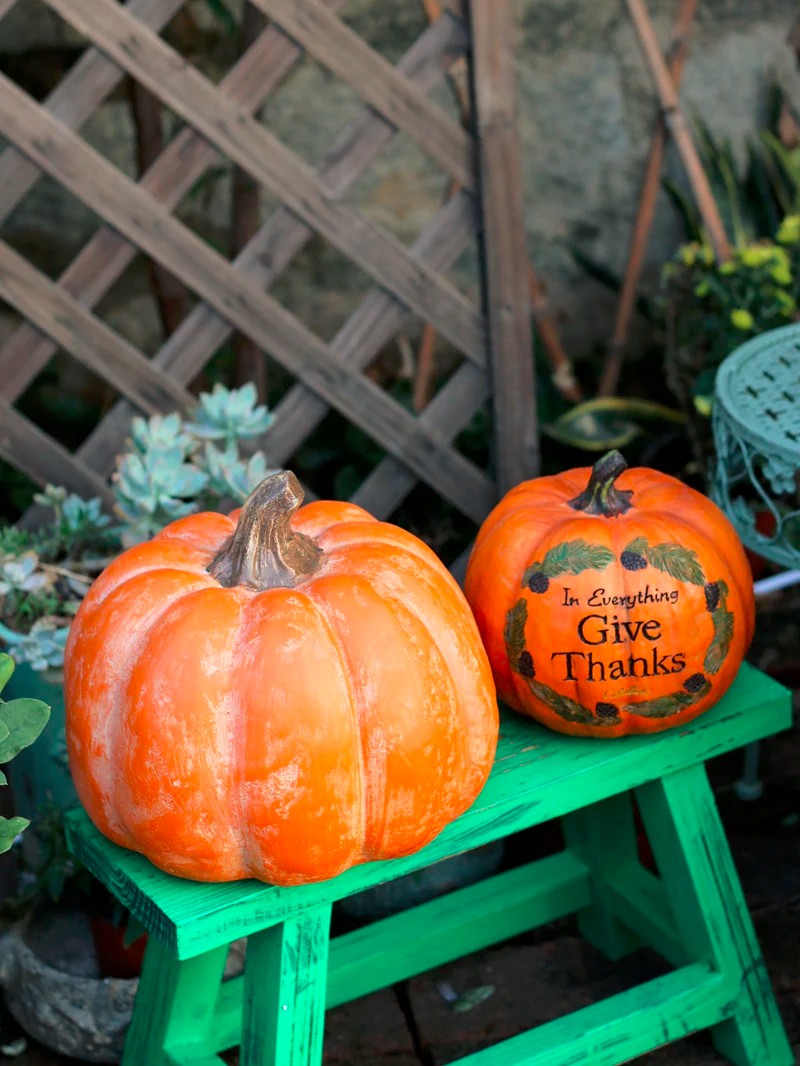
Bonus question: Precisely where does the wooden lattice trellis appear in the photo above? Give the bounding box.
[0,0,538,553]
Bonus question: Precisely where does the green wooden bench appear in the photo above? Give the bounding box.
[65,661,794,1066]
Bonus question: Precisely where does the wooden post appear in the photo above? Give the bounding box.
[469,0,539,494]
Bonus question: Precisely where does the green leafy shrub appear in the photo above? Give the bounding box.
[0,654,50,852]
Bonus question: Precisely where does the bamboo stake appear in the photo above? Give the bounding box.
[599,0,697,397]
[625,0,731,263]
[412,0,581,408]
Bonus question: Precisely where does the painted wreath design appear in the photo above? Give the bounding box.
[504,537,734,728]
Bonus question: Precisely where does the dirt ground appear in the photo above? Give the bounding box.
[3,593,800,1066]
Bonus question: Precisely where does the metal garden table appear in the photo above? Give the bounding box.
[710,323,800,799]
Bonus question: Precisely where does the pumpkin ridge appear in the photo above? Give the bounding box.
[300,584,368,864]
[114,584,247,860]
[362,583,466,854]
[66,570,218,843]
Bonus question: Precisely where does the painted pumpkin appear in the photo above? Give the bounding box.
[464,451,754,738]
[65,472,498,885]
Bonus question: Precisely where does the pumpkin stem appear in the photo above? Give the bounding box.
[567,450,633,517]
[208,471,322,590]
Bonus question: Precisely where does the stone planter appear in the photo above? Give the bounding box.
[0,912,137,1063]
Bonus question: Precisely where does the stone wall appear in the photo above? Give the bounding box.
[1,0,798,368]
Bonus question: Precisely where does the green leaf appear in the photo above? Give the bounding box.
[644,542,705,586]
[624,536,648,556]
[540,540,615,578]
[528,679,604,726]
[503,599,528,665]
[542,398,685,452]
[0,654,14,697]
[0,697,50,763]
[0,815,30,853]
[622,681,711,719]
[705,581,734,675]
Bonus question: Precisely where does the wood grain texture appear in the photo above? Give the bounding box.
[562,792,641,960]
[0,400,113,505]
[0,0,352,402]
[637,766,795,1066]
[454,964,731,1065]
[64,662,790,961]
[0,76,491,520]
[44,0,484,363]
[0,240,192,413]
[121,938,228,1066]
[0,0,184,229]
[240,908,330,1066]
[250,0,474,187]
[206,853,592,1053]
[469,0,539,493]
[72,21,473,481]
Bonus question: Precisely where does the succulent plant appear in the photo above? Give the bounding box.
[112,383,274,546]
[1,384,276,669]
[185,382,273,446]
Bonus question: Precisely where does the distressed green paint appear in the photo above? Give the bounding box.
[122,938,228,1066]
[66,662,791,1065]
[637,765,795,1065]
[240,907,330,1066]
[562,792,641,959]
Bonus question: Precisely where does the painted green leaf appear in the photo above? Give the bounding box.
[0,697,50,764]
[504,599,528,666]
[705,582,734,675]
[624,536,647,556]
[644,542,705,586]
[540,540,615,578]
[528,679,609,726]
[622,680,711,719]
[0,815,30,854]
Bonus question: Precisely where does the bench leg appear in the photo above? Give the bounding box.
[121,938,228,1066]
[240,903,332,1066]
[562,791,641,959]
[636,764,793,1066]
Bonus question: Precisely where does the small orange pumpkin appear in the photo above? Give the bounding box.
[65,472,498,885]
[464,451,754,738]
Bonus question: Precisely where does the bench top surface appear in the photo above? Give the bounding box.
[65,662,790,958]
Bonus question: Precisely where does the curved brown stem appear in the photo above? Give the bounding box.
[208,471,321,590]
[568,450,633,517]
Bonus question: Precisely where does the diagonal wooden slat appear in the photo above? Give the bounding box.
[0,402,113,506]
[72,22,472,478]
[263,193,481,465]
[0,0,354,401]
[249,0,474,188]
[0,11,466,405]
[0,77,493,521]
[0,241,193,413]
[42,0,484,363]
[0,0,184,229]
[353,361,490,518]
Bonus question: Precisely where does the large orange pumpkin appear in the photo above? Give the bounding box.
[64,472,498,885]
[464,451,754,738]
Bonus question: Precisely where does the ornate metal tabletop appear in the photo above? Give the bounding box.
[711,323,800,569]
